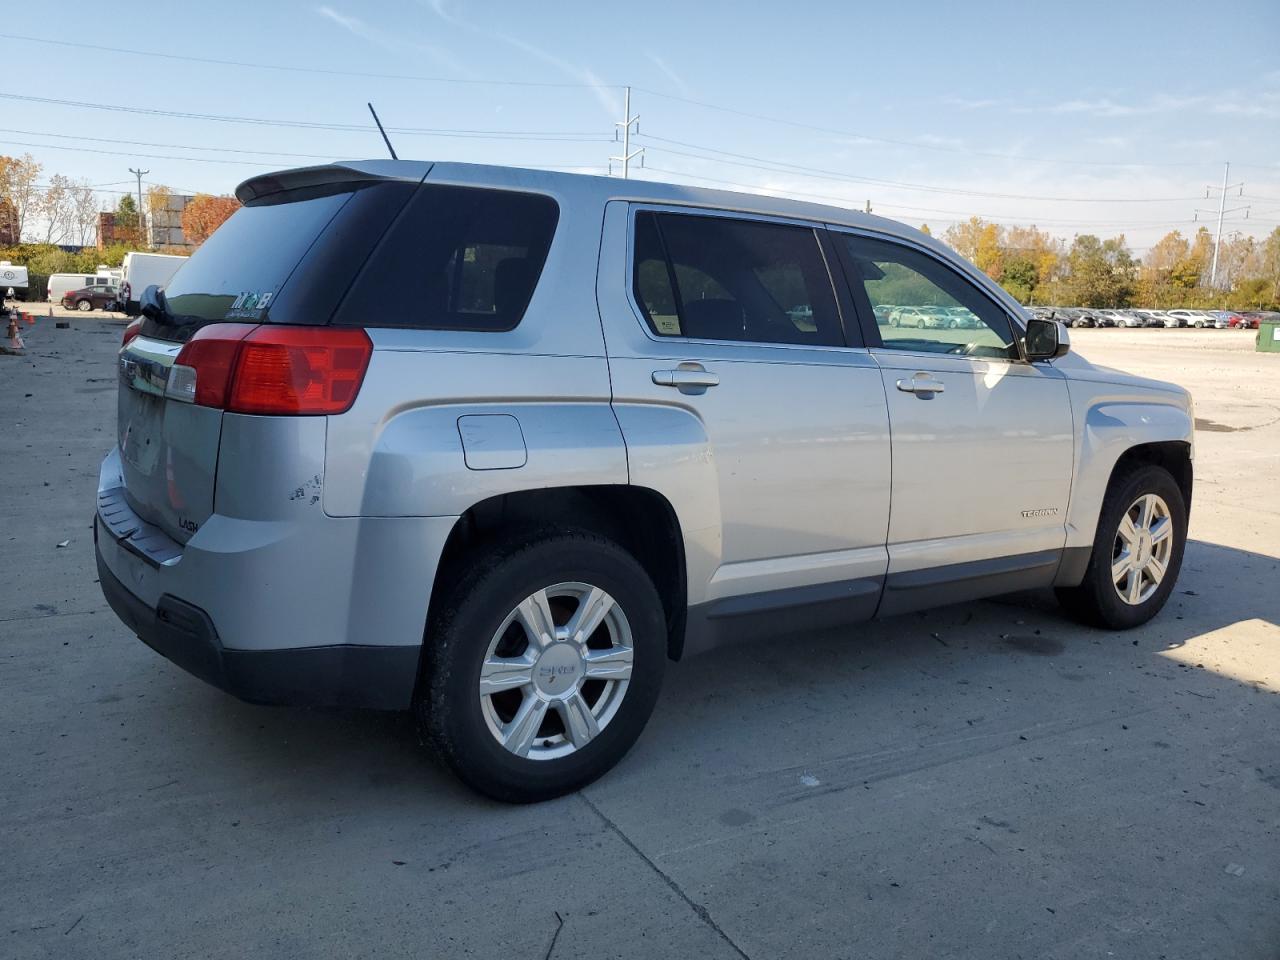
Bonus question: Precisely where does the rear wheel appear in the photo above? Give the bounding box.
[420,531,666,802]
[76,299,92,312]
[1056,464,1186,629]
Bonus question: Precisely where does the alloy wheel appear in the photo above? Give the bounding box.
[479,582,634,761]
[1111,493,1173,605]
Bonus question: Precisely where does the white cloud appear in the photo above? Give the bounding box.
[420,0,621,119]
[646,53,691,98]
[314,4,475,79]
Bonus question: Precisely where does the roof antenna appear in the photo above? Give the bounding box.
[367,102,398,160]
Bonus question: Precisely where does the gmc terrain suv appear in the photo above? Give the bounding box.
[96,161,1193,802]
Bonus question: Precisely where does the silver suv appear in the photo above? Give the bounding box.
[96,161,1193,802]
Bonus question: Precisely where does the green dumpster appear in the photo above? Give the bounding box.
[1259,321,1280,353]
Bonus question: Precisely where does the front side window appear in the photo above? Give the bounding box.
[837,234,1018,360]
[632,211,843,346]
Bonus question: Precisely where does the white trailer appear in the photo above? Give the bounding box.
[1,261,29,297]
[121,252,188,311]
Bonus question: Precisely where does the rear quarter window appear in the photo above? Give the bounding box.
[332,184,559,332]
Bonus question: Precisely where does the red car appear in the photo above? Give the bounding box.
[1241,311,1279,330]
[61,285,121,312]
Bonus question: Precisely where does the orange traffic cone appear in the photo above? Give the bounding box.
[2,314,24,355]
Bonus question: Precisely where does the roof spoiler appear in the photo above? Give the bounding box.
[235,162,431,204]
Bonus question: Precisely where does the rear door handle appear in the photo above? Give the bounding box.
[652,366,720,391]
[895,375,945,396]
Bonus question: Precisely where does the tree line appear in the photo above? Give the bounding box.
[933,217,1280,310]
[1,153,240,282]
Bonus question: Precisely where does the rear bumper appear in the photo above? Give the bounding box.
[96,539,420,709]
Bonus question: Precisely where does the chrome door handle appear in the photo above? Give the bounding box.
[652,367,720,389]
[896,376,945,396]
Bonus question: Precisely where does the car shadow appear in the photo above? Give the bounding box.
[167,536,1277,813]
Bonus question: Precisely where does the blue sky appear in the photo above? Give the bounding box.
[3,0,1278,251]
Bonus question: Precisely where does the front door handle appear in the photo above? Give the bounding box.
[896,375,945,396]
[652,365,720,392]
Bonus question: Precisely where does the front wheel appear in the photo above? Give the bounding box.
[420,531,666,802]
[1056,464,1186,629]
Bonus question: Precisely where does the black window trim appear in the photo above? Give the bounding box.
[626,203,865,351]
[826,224,1030,365]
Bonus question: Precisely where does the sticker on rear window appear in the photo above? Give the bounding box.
[226,290,274,320]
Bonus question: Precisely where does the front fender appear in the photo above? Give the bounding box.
[1065,389,1193,552]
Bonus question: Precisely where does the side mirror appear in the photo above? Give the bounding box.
[1025,317,1070,361]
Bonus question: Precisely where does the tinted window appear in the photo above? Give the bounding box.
[336,185,559,331]
[161,186,355,323]
[837,234,1018,360]
[633,211,842,346]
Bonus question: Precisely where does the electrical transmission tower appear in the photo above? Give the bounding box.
[610,87,644,179]
[1194,162,1249,289]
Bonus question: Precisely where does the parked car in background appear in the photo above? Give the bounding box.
[48,273,117,303]
[95,159,1194,801]
[1210,310,1248,329]
[1166,310,1213,328]
[61,285,120,311]
[1240,311,1279,330]
[890,305,941,328]
[1106,310,1145,328]
[1056,308,1094,327]
[944,306,982,328]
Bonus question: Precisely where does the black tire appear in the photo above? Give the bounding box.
[76,299,92,312]
[419,531,666,803]
[1056,463,1186,629]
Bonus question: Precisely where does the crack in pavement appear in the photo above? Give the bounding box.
[578,792,751,960]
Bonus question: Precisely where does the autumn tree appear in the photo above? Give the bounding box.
[1061,234,1136,307]
[0,154,43,241]
[943,216,1004,277]
[38,174,77,244]
[181,194,240,246]
[70,180,99,246]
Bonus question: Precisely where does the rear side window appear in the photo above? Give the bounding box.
[335,185,559,331]
[632,210,843,347]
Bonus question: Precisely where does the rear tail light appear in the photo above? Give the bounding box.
[168,325,372,415]
[121,318,144,347]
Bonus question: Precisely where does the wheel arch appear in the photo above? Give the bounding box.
[426,485,689,661]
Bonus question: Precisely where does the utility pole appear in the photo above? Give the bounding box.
[609,86,643,178]
[128,167,149,245]
[1194,162,1248,289]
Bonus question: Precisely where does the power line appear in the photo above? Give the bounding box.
[631,87,1233,170]
[1,128,341,160]
[636,136,1205,203]
[0,92,612,139]
[2,34,1265,172]
[0,33,625,90]
[640,164,1213,229]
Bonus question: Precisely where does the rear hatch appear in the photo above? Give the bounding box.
[114,166,423,544]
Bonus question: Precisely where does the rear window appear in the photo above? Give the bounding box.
[139,180,417,341]
[332,184,559,331]
[161,186,352,323]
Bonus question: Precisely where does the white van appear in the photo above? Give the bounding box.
[48,273,115,303]
[120,252,188,312]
